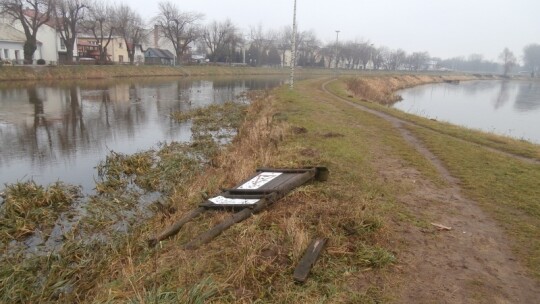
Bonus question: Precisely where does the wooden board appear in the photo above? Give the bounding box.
[293,238,328,283]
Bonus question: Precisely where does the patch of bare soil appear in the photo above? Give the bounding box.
[323,80,540,303]
[377,156,539,303]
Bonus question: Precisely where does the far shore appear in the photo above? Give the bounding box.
[1,64,527,82]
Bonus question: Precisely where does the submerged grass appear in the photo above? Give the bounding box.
[0,94,258,303]
[0,181,80,242]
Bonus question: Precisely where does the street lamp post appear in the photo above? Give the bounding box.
[289,0,297,90]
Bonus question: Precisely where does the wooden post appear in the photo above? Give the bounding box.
[293,238,328,283]
[183,208,253,250]
[147,207,206,247]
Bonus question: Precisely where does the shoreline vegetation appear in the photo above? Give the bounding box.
[1,70,539,302]
[0,64,522,82]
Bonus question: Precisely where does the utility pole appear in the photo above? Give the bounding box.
[334,30,340,70]
[289,0,298,90]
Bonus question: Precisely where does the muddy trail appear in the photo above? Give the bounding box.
[322,80,540,303]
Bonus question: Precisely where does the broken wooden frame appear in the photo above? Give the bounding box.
[148,167,329,249]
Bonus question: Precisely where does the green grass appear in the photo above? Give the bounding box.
[328,77,540,279]
[332,78,540,160]
[5,74,538,302]
[410,124,540,278]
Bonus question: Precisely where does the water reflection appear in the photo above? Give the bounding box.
[0,76,286,192]
[395,80,540,143]
[515,82,540,112]
[493,81,510,109]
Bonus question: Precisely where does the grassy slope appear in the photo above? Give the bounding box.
[3,73,538,302]
[0,65,289,81]
[84,78,445,303]
[329,78,540,279]
[333,77,540,160]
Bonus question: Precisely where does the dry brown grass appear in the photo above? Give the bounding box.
[345,74,476,104]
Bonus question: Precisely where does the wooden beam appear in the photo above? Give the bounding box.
[147,207,206,247]
[183,208,253,250]
[293,238,328,283]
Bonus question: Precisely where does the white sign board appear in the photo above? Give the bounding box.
[237,172,282,190]
[208,196,260,205]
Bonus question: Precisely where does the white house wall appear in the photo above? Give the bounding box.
[35,25,59,62]
[0,41,24,61]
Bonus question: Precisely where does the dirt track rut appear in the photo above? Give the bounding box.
[321,79,540,303]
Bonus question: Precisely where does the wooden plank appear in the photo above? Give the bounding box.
[183,208,253,250]
[293,238,328,283]
[147,207,206,247]
[256,168,313,173]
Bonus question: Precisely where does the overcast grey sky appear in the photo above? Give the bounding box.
[128,0,540,62]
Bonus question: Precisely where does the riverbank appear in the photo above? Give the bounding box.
[0,65,293,81]
[1,74,538,302]
[0,64,498,82]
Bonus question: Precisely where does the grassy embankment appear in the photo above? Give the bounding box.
[84,77,432,303]
[1,74,435,302]
[0,64,474,82]
[2,72,538,302]
[328,76,540,279]
[0,65,319,81]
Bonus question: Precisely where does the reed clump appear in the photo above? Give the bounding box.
[0,181,80,242]
[345,75,472,104]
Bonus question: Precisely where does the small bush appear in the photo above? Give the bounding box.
[37,59,46,65]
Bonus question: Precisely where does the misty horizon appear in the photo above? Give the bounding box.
[123,0,540,63]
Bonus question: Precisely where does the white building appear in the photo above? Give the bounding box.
[1,10,76,64]
[0,23,39,63]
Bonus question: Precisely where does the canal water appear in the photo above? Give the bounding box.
[0,76,287,193]
[394,80,540,143]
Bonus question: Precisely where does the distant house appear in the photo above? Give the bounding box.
[77,35,130,63]
[0,23,40,63]
[21,10,76,63]
[1,10,76,64]
[144,48,175,65]
[128,43,145,64]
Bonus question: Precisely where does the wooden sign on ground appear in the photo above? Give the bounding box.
[148,167,329,249]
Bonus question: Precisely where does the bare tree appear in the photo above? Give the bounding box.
[297,30,320,67]
[0,0,53,63]
[53,0,88,63]
[408,52,430,71]
[247,24,276,66]
[523,44,540,77]
[358,42,373,69]
[154,1,203,64]
[80,0,115,64]
[499,47,516,76]
[115,4,145,64]
[387,49,407,70]
[276,27,319,67]
[202,19,238,63]
[372,46,385,70]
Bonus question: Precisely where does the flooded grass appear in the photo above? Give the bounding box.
[0,181,81,243]
[78,79,411,303]
[0,93,258,303]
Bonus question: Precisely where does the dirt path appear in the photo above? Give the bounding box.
[321,80,540,303]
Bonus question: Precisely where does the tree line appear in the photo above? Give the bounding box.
[1,0,539,75]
